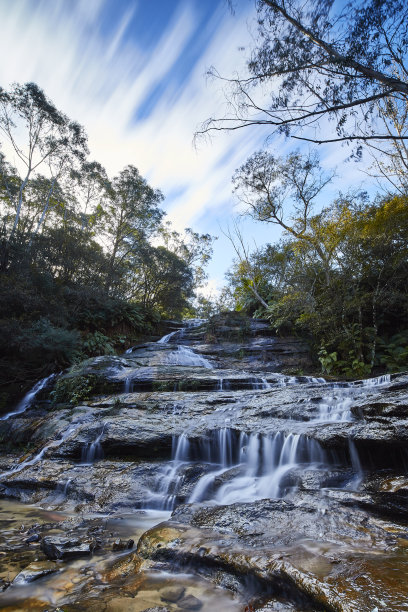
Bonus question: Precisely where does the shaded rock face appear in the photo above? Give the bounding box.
[1,317,408,610]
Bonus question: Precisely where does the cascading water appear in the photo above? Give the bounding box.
[1,418,89,480]
[314,373,392,422]
[144,434,191,510]
[137,322,397,510]
[145,428,332,510]
[81,425,105,464]
[156,320,213,368]
[157,330,181,344]
[166,345,212,368]
[0,373,57,421]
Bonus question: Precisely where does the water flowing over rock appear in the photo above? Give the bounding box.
[1,317,408,610]
[0,373,57,421]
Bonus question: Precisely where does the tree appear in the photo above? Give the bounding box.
[233,149,335,282]
[225,193,408,373]
[222,221,269,309]
[69,160,108,234]
[159,224,216,289]
[128,244,194,316]
[102,165,164,292]
[198,0,408,147]
[0,83,88,264]
[367,91,408,194]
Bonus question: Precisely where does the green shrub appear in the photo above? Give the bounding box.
[52,374,100,405]
[377,331,408,372]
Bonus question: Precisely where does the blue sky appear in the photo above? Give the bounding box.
[0,0,383,296]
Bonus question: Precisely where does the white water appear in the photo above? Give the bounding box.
[157,330,180,344]
[145,428,330,509]
[81,424,105,464]
[0,373,57,421]
[1,417,89,479]
[138,323,395,509]
[163,345,213,368]
[314,374,391,422]
[156,320,212,368]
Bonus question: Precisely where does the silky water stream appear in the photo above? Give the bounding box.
[0,320,404,611]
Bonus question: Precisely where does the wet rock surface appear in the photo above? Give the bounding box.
[0,318,408,610]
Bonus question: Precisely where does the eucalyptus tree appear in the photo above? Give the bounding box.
[127,244,194,316]
[159,224,216,289]
[69,160,108,234]
[0,82,88,265]
[102,165,164,293]
[233,149,335,283]
[198,0,408,149]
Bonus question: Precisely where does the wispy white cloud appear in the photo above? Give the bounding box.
[0,0,264,228]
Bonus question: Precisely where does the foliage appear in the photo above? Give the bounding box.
[81,331,116,357]
[0,82,213,402]
[160,224,216,289]
[377,331,408,372]
[52,374,101,405]
[226,194,408,374]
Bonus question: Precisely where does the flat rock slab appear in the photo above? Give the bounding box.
[12,561,60,584]
[137,495,408,612]
[41,535,95,560]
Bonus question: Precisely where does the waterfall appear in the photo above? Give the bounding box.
[144,429,331,509]
[157,330,180,344]
[348,439,364,488]
[1,373,57,421]
[189,430,328,505]
[1,419,87,480]
[250,377,271,390]
[143,434,191,510]
[163,345,212,368]
[81,425,105,464]
[155,320,212,367]
[314,373,391,422]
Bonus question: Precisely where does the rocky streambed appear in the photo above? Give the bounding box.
[0,318,408,611]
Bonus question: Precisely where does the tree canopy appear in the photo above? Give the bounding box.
[198,0,408,148]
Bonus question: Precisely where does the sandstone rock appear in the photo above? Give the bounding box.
[177,594,203,610]
[12,560,59,584]
[106,597,163,612]
[160,585,185,602]
[41,535,94,560]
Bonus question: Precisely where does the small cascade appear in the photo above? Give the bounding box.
[357,373,391,387]
[348,439,364,488]
[124,377,132,393]
[156,320,212,368]
[157,330,181,344]
[316,393,355,422]
[144,429,333,509]
[144,434,191,510]
[189,430,328,505]
[81,425,105,464]
[0,373,57,421]
[1,419,87,480]
[62,478,72,495]
[55,478,72,500]
[250,377,271,390]
[314,373,392,422]
[274,374,325,387]
[164,345,212,368]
